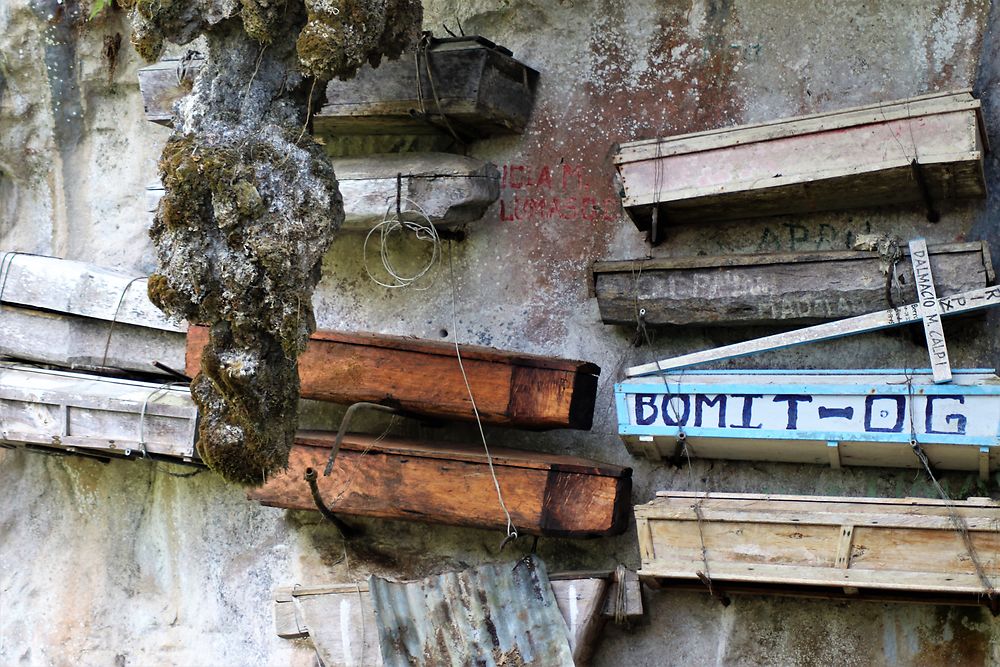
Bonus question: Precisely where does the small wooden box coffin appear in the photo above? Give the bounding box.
[138,36,539,140]
[145,153,501,230]
[614,91,988,234]
[250,431,631,537]
[593,241,994,327]
[273,570,642,666]
[0,363,197,460]
[0,251,186,375]
[616,370,1000,479]
[636,492,1000,608]
[186,326,600,430]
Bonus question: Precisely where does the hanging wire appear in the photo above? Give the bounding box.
[362,196,441,290]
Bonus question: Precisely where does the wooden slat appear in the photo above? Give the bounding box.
[637,492,1000,604]
[274,575,607,667]
[613,91,986,229]
[593,241,993,327]
[138,37,539,140]
[145,153,501,230]
[249,432,631,537]
[186,325,600,430]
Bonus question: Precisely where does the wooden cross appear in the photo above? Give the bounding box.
[627,272,1000,379]
[908,239,951,382]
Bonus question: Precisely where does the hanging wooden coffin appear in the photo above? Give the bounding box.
[614,90,988,236]
[145,153,501,230]
[616,370,1000,479]
[0,363,197,460]
[273,570,641,667]
[186,326,600,430]
[636,492,1000,610]
[592,241,994,327]
[0,251,186,375]
[138,36,539,140]
[249,431,631,537]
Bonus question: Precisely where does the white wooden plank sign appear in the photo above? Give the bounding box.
[909,238,952,383]
[616,370,1000,477]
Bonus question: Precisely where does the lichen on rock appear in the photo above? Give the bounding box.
[126,0,421,485]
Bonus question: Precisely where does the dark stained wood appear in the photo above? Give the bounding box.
[185,326,600,430]
[249,431,632,537]
[138,37,538,141]
[593,241,994,327]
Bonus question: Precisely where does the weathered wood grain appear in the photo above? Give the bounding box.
[187,326,600,430]
[273,575,612,666]
[0,363,197,459]
[138,37,539,140]
[593,241,993,327]
[249,431,631,537]
[614,91,988,231]
[145,153,501,230]
[636,492,1000,608]
[908,239,952,382]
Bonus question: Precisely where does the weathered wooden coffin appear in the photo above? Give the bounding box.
[593,241,994,327]
[250,431,631,537]
[145,153,501,230]
[637,492,1000,608]
[138,36,539,140]
[0,251,186,375]
[0,363,197,460]
[186,326,600,430]
[616,369,1000,479]
[615,91,988,235]
[273,572,641,666]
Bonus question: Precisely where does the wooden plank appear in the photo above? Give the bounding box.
[145,153,501,230]
[0,304,186,376]
[248,431,631,537]
[274,575,608,667]
[187,325,600,430]
[626,285,1000,377]
[593,241,993,327]
[617,370,1000,472]
[0,363,197,459]
[909,239,952,382]
[613,91,986,229]
[138,37,539,140]
[0,251,185,332]
[637,492,1000,602]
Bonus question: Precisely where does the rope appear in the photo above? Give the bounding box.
[101,276,148,370]
[362,196,440,290]
[612,563,628,625]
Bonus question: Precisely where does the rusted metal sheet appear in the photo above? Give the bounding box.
[369,556,574,667]
[614,91,988,240]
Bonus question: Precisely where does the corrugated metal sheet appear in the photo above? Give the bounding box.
[369,556,575,667]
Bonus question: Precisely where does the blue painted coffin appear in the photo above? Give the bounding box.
[615,369,1000,478]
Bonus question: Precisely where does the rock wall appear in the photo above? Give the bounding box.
[2,0,999,665]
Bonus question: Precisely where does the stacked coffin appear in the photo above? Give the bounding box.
[0,252,629,538]
[603,91,1000,610]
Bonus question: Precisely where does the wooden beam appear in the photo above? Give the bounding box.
[909,238,952,382]
[187,325,601,430]
[249,431,632,537]
[627,285,1000,377]
[592,242,993,328]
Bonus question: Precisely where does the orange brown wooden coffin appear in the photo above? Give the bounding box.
[249,431,632,537]
[185,325,600,430]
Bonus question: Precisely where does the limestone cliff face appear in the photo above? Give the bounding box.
[126,0,420,484]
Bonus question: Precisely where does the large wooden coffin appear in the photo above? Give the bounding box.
[273,570,642,666]
[614,91,988,237]
[250,431,631,537]
[636,492,1000,609]
[187,326,600,430]
[593,241,994,327]
[0,363,197,460]
[145,153,501,230]
[616,370,1000,479]
[138,36,539,140]
[0,251,186,375]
